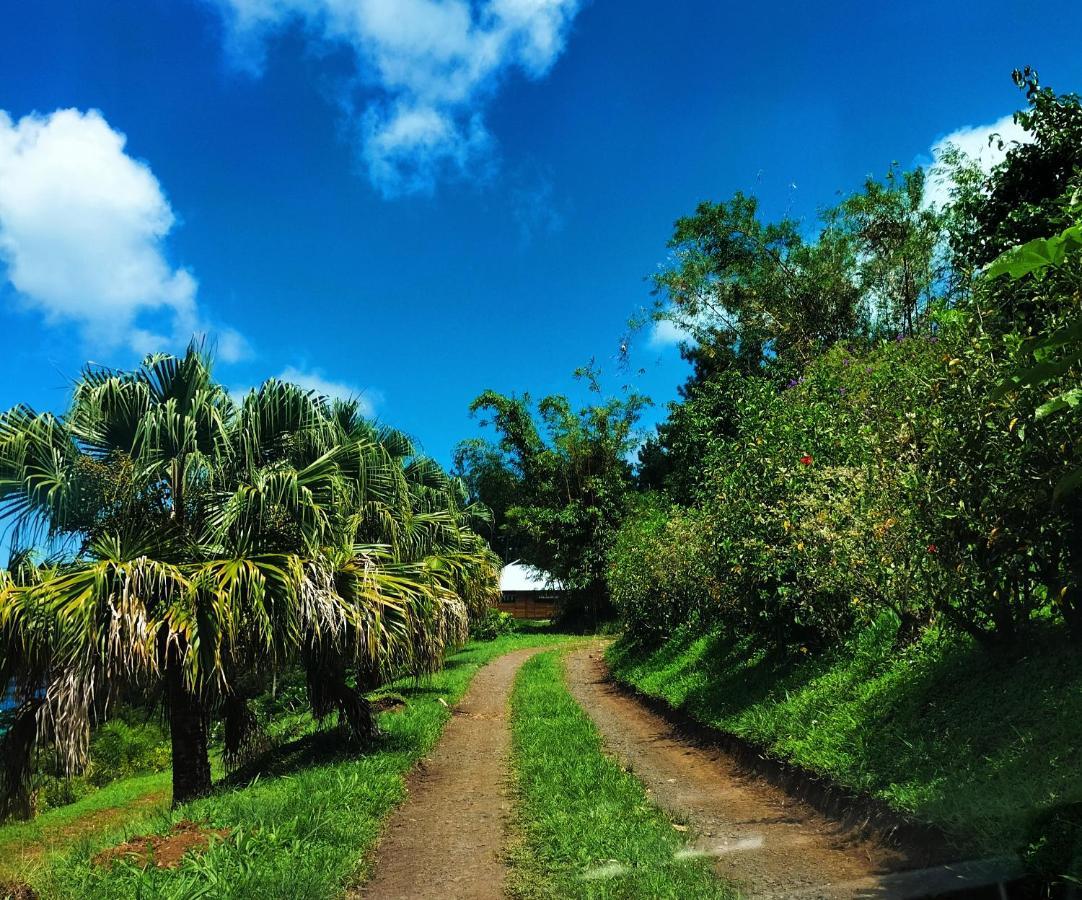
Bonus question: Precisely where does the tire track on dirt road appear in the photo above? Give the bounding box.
[361,647,544,900]
[564,644,1019,900]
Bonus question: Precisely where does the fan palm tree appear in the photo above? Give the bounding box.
[0,346,498,812]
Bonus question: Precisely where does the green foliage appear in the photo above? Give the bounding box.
[84,720,171,787]
[616,318,1082,650]
[648,166,950,389]
[910,314,1081,645]
[651,193,865,373]
[949,68,1082,271]
[607,495,722,641]
[457,382,646,625]
[989,215,1082,503]
[469,608,516,641]
[35,775,94,814]
[986,221,1082,279]
[508,651,732,899]
[832,166,954,334]
[635,369,748,502]
[18,713,171,817]
[616,336,977,648]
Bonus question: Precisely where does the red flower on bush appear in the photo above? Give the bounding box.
[927,543,938,554]
[800,454,813,466]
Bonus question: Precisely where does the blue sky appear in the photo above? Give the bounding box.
[0,0,1080,465]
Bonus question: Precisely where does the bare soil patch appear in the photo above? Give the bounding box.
[92,819,231,870]
[0,881,37,900]
[360,647,543,900]
[370,695,407,714]
[565,645,1018,900]
[0,788,169,880]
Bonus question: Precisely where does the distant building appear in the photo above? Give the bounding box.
[499,561,564,620]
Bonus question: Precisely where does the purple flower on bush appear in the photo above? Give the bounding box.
[839,387,847,395]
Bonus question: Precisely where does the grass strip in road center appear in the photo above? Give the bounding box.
[507,650,734,899]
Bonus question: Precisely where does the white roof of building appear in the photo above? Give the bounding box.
[499,561,563,592]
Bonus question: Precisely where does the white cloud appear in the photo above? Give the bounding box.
[924,113,1033,210]
[649,318,691,348]
[0,108,247,360]
[276,365,381,415]
[206,0,581,195]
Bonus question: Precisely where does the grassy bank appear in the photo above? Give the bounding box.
[607,617,1082,859]
[2,623,572,899]
[507,650,732,899]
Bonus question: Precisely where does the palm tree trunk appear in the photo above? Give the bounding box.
[223,693,268,772]
[0,700,43,820]
[305,653,378,744]
[165,660,211,805]
[334,677,379,744]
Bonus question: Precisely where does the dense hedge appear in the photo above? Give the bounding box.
[611,309,1082,650]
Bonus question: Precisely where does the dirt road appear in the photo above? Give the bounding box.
[362,647,543,900]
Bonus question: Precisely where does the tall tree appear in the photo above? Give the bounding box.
[651,192,865,375]
[457,383,645,626]
[949,68,1082,272]
[832,166,951,336]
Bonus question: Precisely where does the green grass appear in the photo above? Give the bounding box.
[4,623,575,899]
[607,616,1082,857]
[507,651,733,899]
[0,771,171,884]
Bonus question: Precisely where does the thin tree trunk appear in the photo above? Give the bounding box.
[165,660,211,806]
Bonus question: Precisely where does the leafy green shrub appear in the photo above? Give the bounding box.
[86,719,171,787]
[608,496,723,642]
[611,318,1082,651]
[911,321,1081,647]
[17,713,172,817]
[469,608,516,641]
[35,773,94,813]
[612,338,953,649]
[1023,802,1082,886]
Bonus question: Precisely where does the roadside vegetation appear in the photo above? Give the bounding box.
[1,624,572,897]
[462,70,1082,886]
[507,651,731,900]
